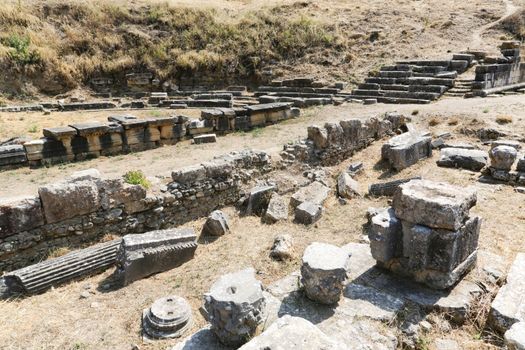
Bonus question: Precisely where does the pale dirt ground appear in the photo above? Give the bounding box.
[0,95,524,349]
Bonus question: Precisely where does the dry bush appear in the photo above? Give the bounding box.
[428,117,440,126]
[47,246,71,259]
[496,115,513,124]
[500,9,525,40]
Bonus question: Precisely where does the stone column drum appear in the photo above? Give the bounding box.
[142,295,192,339]
[204,268,267,347]
[301,242,350,305]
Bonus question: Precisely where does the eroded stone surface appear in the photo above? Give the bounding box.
[436,147,488,171]
[381,132,432,170]
[393,179,477,230]
[263,193,288,224]
[489,253,525,333]
[294,201,322,225]
[290,181,330,209]
[368,207,402,263]
[0,196,44,237]
[142,295,192,339]
[505,322,525,350]
[301,242,350,304]
[238,316,347,350]
[489,145,517,171]
[337,172,361,199]
[270,234,294,260]
[202,210,230,236]
[204,268,266,347]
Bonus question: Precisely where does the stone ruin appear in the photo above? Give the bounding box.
[203,268,267,347]
[116,228,198,286]
[142,295,192,340]
[368,179,480,289]
[0,102,294,171]
[0,149,270,273]
[381,130,432,171]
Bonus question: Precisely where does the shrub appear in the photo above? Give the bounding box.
[496,115,513,124]
[3,34,40,65]
[428,117,440,126]
[123,170,151,189]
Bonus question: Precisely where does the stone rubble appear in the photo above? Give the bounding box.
[262,193,289,224]
[337,172,361,199]
[270,234,294,260]
[436,147,488,171]
[381,131,432,170]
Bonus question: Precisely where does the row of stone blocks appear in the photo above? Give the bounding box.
[0,103,292,170]
[472,41,524,91]
[368,179,481,289]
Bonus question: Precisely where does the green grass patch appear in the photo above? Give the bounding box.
[123,170,151,189]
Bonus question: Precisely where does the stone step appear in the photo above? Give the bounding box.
[347,95,431,104]
[358,83,380,90]
[408,85,448,94]
[383,90,441,100]
[380,84,410,91]
[411,65,447,73]
[365,77,398,85]
[407,77,455,87]
[351,89,383,97]
[377,71,413,78]
[443,93,466,97]
[254,92,334,98]
[453,53,475,64]
[4,239,121,294]
[255,86,340,94]
[397,60,451,67]
[380,64,412,71]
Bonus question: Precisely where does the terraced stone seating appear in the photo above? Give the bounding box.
[254,77,344,107]
[348,54,473,104]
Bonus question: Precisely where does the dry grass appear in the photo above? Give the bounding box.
[448,117,459,126]
[46,246,71,259]
[428,116,441,126]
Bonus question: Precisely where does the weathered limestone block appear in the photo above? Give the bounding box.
[263,193,288,224]
[99,123,124,156]
[171,165,207,184]
[290,181,330,209]
[401,216,481,273]
[202,210,230,236]
[490,145,518,171]
[147,116,175,142]
[307,125,328,149]
[368,207,402,263]
[324,122,344,147]
[382,132,432,170]
[238,315,346,350]
[98,178,147,211]
[204,268,266,347]
[337,172,361,199]
[70,122,110,159]
[142,295,192,339]
[294,201,322,225]
[0,196,44,238]
[244,185,275,216]
[437,148,488,171]
[301,242,350,304]
[109,115,148,151]
[491,140,521,150]
[368,177,421,197]
[393,180,477,230]
[517,157,525,172]
[23,139,45,163]
[4,239,120,295]
[489,253,525,333]
[505,322,525,350]
[42,126,76,158]
[116,228,197,286]
[270,234,294,260]
[0,144,27,167]
[38,180,100,224]
[193,134,217,144]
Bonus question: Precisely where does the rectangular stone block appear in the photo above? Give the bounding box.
[145,126,161,143]
[116,228,197,286]
[43,126,77,140]
[382,132,432,170]
[0,145,27,167]
[0,196,44,237]
[368,207,402,262]
[393,179,477,230]
[38,180,100,224]
[193,134,217,144]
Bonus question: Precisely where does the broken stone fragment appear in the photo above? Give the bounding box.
[290,181,330,209]
[238,315,347,350]
[381,132,432,171]
[0,196,45,237]
[204,268,266,347]
[294,201,322,225]
[116,228,197,286]
[337,172,361,199]
[263,193,288,224]
[505,322,525,350]
[142,295,192,339]
[436,147,488,171]
[270,234,294,260]
[393,179,477,230]
[368,207,402,263]
[301,242,350,304]
[243,185,276,216]
[489,145,518,171]
[201,210,230,236]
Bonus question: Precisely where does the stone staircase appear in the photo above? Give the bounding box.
[348,53,474,104]
[444,79,475,97]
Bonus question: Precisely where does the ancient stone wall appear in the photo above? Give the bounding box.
[0,103,292,171]
[0,150,271,272]
[473,42,524,91]
[281,112,406,166]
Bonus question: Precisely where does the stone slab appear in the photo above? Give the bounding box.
[0,196,44,237]
[290,181,330,209]
[437,148,488,171]
[382,132,432,170]
[393,179,477,230]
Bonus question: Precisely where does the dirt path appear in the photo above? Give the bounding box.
[471,0,520,48]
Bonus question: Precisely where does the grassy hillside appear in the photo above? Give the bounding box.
[0,0,518,101]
